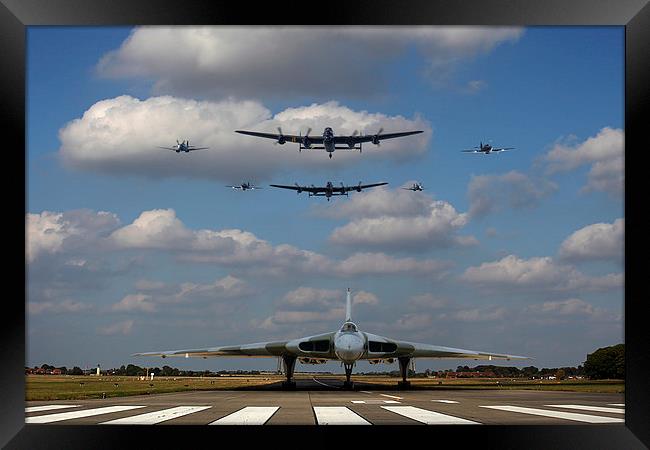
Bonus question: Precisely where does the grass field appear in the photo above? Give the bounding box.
[26,374,624,400]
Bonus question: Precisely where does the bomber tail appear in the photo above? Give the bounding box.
[345,288,352,322]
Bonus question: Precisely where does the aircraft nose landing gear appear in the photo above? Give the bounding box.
[343,363,354,390]
[329,153,332,159]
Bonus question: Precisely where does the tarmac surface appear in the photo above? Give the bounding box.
[24,377,625,425]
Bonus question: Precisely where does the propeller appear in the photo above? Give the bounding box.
[357,181,362,192]
[295,182,302,194]
[299,127,312,151]
[275,127,286,145]
[372,127,384,146]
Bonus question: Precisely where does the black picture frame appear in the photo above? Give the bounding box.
[4,0,648,447]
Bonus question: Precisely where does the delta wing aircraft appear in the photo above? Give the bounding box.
[462,141,515,154]
[235,127,423,158]
[134,289,529,389]
[158,140,209,153]
[226,182,262,191]
[403,182,424,191]
[270,181,388,201]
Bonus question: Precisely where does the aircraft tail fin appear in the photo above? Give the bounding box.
[345,288,352,322]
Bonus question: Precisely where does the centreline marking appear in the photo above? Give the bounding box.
[480,406,624,423]
[431,400,459,404]
[25,405,80,413]
[313,407,371,425]
[101,406,212,425]
[312,377,341,389]
[25,405,146,424]
[545,404,625,414]
[209,407,279,425]
[608,403,625,407]
[380,394,403,400]
[381,406,480,425]
[360,391,374,394]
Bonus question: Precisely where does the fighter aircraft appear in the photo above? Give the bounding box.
[270,181,388,201]
[157,140,209,153]
[226,182,262,191]
[235,127,423,158]
[402,182,424,191]
[462,141,514,154]
[134,289,529,389]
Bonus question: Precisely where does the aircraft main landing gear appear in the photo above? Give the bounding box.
[397,357,411,389]
[281,355,297,389]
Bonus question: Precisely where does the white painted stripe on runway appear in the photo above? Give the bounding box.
[480,406,624,423]
[101,406,212,425]
[545,404,625,414]
[431,400,459,404]
[312,378,341,389]
[25,405,146,424]
[351,400,400,404]
[360,391,373,394]
[314,407,371,425]
[381,406,480,424]
[25,405,80,413]
[209,407,279,425]
[380,394,402,400]
[608,403,625,407]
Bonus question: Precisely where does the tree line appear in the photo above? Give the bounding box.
[27,343,624,380]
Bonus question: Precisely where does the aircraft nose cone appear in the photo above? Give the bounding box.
[334,334,364,363]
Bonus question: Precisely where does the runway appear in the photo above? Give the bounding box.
[25,377,625,425]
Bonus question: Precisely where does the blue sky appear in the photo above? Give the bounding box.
[27,26,624,372]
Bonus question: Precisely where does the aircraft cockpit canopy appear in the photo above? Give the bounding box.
[340,322,358,332]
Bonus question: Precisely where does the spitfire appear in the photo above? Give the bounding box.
[157,139,209,153]
[462,141,515,154]
[236,127,423,159]
[134,289,529,389]
[226,182,262,191]
[403,182,424,191]
[270,181,388,201]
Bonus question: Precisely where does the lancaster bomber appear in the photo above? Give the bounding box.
[236,127,423,158]
[134,289,529,389]
[270,181,388,201]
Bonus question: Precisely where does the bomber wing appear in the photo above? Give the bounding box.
[270,184,326,193]
[393,340,530,360]
[186,147,210,151]
[340,130,423,144]
[133,341,291,359]
[491,147,515,152]
[236,130,324,144]
[343,182,388,192]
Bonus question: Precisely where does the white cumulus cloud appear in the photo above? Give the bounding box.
[559,218,624,263]
[58,96,431,181]
[96,26,523,98]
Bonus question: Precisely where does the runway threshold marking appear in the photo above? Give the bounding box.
[351,400,400,404]
[209,407,279,425]
[544,404,625,414]
[480,406,624,423]
[25,405,146,424]
[431,400,459,404]
[381,406,480,425]
[101,406,212,425]
[380,394,403,400]
[313,407,371,425]
[25,405,80,413]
